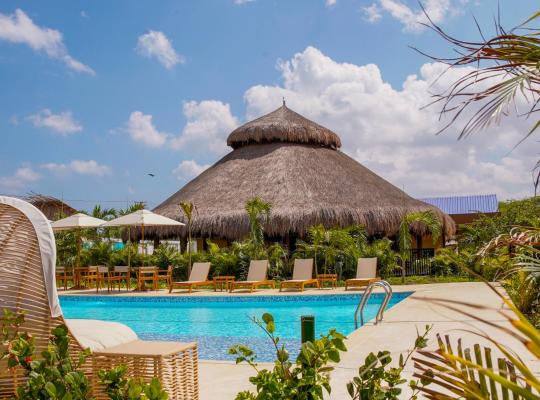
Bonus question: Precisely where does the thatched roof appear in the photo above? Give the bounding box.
[24,193,76,220]
[227,102,341,150]
[154,105,455,240]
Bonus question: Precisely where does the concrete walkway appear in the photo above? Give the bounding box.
[193,282,539,399]
[61,282,539,399]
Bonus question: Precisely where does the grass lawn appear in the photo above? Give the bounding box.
[386,275,478,285]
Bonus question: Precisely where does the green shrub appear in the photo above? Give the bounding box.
[229,313,347,400]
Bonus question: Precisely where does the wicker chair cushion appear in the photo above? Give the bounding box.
[66,319,138,351]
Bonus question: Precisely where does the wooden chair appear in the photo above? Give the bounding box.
[0,196,199,400]
[157,265,173,288]
[345,258,380,290]
[137,266,158,291]
[280,259,319,292]
[229,260,275,292]
[56,265,75,290]
[169,262,214,293]
[108,266,131,291]
[84,266,108,292]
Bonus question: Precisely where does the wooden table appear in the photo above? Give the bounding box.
[213,276,235,292]
[317,274,337,289]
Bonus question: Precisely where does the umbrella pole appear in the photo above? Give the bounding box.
[127,227,131,268]
[141,224,145,266]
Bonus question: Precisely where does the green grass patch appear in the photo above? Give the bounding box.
[386,275,478,285]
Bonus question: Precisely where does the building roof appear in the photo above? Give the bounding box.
[227,103,342,150]
[153,104,456,240]
[418,194,498,215]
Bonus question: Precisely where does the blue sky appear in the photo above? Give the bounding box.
[0,0,537,211]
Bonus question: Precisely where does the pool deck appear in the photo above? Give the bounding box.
[61,282,540,399]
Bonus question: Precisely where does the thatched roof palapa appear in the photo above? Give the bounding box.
[25,193,76,220]
[154,103,455,240]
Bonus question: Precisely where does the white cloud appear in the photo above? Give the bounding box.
[170,100,239,155]
[126,101,238,156]
[363,3,382,22]
[126,111,169,147]
[0,9,94,74]
[136,30,184,69]
[172,160,210,181]
[42,160,111,176]
[326,0,337,6]
[234,0,255,4]
[80,11,88,18]
[27,109,82,135]
[0,166,41,192]
[243,46,535,200]
[364,0,462,32]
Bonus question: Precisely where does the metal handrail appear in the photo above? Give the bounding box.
[354,280,393,329]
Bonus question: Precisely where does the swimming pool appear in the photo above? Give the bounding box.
[60,292,411,361]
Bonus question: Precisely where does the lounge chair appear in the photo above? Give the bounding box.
[0,196,199,400]
[345,257,380,290]
[229,260,275,292]
[169,262,214,293]
[279,258,319,292]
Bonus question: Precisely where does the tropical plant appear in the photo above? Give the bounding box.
[229,313,347,400]
[411,289,540,399]
[398,211,442,283]
[1,310,92,400]
[347,325,432,400]
[245,197,272,255]
[98,365,168,400]
[421,10,540,181]
[179,201,195,277]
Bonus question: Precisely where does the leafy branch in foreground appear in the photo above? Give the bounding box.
[347,325,432,400]
[228,313,347,400]
[411,289,540,399]
[418,9,540,141]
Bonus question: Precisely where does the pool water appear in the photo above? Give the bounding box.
[60,292,411,361]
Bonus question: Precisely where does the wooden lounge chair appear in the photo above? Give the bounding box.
[229,260,275,292]
[0,196,199,400]
[345,257,380,290]
[279,258,319,292]
[169,262,214,293]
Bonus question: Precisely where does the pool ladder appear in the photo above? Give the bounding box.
[354,280,393,329]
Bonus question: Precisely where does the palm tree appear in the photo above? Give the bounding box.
[420,10,540,179]
[398,211,442,283]
[91,205,117,220]
[180,201,196,277]
[308,224,325,276]
[245,197,272,256]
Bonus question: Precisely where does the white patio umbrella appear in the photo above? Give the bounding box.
[102,210,184,265]
[51,213,106,269]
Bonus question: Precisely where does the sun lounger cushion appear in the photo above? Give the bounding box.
[188,262,211,282]
[356,258,377,279]
[66,319,138,351]
[292,259,313,280]
[246,260,268,281]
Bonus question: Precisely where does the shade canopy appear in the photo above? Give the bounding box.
[101,209,185,228]
[51,213,105,231]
